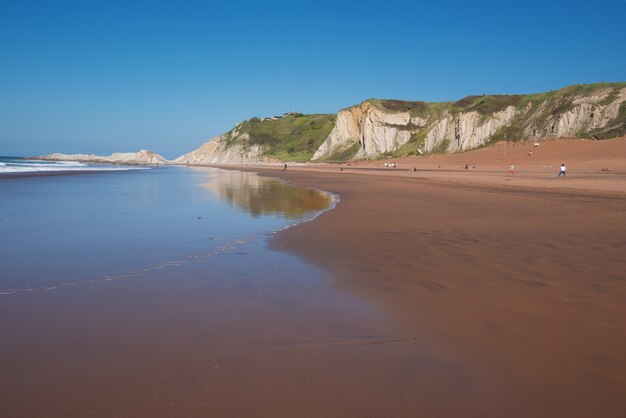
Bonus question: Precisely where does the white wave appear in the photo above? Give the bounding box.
[5,160,87,167]
[56,161,88,166]
[18,160,88,167]
[0,165,150,174]
[44,161,88,167]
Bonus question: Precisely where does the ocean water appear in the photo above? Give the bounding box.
[0,156,149,174]
[0,165,335,292]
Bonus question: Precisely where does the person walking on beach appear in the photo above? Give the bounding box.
[558,163,566,178]
[509,163,515,175]
[283,163,287,171]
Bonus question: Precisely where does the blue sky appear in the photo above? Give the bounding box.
[1,0,625,158]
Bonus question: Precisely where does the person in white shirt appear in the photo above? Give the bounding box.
[558,163,566,177]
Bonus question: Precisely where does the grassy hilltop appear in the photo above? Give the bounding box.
[224,113,336,162]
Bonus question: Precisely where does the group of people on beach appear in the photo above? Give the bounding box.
[509,163,567,177]
[283,160,568,177]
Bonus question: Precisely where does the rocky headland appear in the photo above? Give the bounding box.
[35,149,169,165]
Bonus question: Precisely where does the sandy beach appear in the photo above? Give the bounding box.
[1,138,625,417]
[227,137,626,417]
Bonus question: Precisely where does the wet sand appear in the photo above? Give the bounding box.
[231,138,626,417]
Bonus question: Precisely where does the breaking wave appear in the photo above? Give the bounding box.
[0,159,149,174]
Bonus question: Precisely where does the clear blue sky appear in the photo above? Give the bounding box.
[1,0,625,158]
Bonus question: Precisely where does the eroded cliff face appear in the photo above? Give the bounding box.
[525,87,626,139]
[312,85,626,160]
[311,101,524,159]
[174,125,269,165]
[312,102,421,160]
[422,106,520,153]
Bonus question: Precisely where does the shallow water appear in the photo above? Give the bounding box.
[0,166,333,291]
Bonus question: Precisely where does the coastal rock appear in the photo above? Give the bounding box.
[525,87,626,138]
[312,102,520,159]
[312,101,414,160]
[39,149,169,165]
[424,106,519,153]
[174,125,269,165]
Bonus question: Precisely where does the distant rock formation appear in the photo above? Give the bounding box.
[37,149,169,165]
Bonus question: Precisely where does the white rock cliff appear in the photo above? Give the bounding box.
[39,149,169,165]
[312,102,417,160]
[526,87,626,139]
[174,125,269,165]
[311,86,625,160]
[423,106,519,153]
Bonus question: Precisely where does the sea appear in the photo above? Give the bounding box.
[0,156,150,174]
[0,158,336,292]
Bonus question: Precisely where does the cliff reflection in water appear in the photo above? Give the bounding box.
[202,169,333,219]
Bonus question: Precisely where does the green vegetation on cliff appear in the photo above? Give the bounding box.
[372,82,625,131]
[230,113,336,161]
[367,99,450,120]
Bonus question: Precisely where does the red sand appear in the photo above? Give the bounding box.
[289,137,626,194]
[248,137,626,417]
[2,137,625,417]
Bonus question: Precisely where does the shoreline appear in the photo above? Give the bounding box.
[219,162,626,417]
[0,170,134,180]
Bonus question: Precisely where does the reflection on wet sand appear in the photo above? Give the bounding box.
[202,169,333,218]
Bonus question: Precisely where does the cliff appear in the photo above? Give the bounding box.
[177,82,626,163]
[174,126,267,165]
[313,82,626,160]
[176,113,336,165]
[38,149,169,165]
